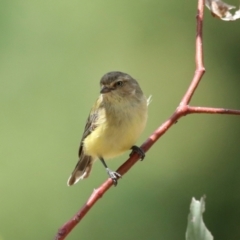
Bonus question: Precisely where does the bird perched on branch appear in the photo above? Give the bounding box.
[67,71,149,186]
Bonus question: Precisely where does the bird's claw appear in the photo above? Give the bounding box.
[106,168,121,186]
[130,145,145,160]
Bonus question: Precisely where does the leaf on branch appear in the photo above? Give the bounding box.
[185,196,214,240]
[205,0,240,21]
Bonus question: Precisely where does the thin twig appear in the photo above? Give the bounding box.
[180,0,205,105]
[55,0,239,239]
[187,106,240,115]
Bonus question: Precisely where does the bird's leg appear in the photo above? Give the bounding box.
[130,145,145,160]
[99,157,121,186]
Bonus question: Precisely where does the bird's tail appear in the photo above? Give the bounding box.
[67,155,94,186]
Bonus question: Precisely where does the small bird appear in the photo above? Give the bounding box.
[67,71,149,186]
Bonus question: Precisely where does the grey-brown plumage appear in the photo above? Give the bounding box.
[67,71,148,186]
[67,105,99,186]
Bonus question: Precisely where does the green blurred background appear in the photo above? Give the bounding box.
[1,1,240,239]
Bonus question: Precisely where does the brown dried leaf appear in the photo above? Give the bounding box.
[205,0,240,21]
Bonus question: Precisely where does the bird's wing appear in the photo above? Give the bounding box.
[78,103,100,157]
[67,102,101,186]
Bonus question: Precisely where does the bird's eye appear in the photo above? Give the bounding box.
[115,81,123,87]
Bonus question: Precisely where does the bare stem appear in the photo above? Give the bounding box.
[187,106,240,115]
[180,0,205,105]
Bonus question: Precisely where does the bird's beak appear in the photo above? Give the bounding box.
[100,86,113,94]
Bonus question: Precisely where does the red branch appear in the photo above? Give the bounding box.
[180,0,205,105]
[55,0,240,239]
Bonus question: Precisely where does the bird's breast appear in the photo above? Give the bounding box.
[83,100,147,159]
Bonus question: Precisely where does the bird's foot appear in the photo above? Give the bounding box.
[106,168,121,186]
[130,145,145,161]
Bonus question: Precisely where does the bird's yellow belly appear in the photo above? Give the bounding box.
[83,113,146,159]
